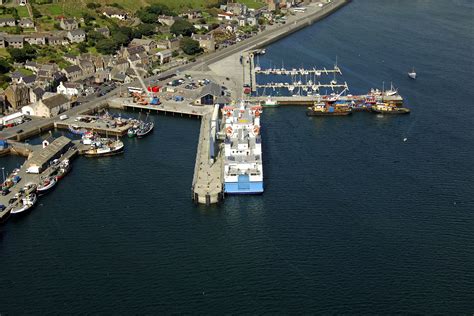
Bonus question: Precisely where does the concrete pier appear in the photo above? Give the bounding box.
[54,115,133,137]
[191,112,223,205]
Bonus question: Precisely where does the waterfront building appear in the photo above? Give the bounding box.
[4,83,30,111]
[33,93,70,118]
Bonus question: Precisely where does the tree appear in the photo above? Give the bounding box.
[170,19,194,37]
[180,37,202,55]
[96,38,118,55]
[136,3,174,24]
[0,59,12,75]
[112,31,129,47]
[86,2,101,9]
[148,4,174,16]
[0,74,12,90]
[87,30,105,43]
[78,42,88,53]
[32,6,42,19]
[136,23,156,37]
[110,3,124,9]
[7,44,37,63]
[83,12,95,26]
[137,11,157,24]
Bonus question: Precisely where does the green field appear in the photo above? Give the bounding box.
[16,6,30,18]
[33,0,265,14]
[18,68,34,76]
[0,48,9,59]
[235,0,265,9]
[38,3,86,18]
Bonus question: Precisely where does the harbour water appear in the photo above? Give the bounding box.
[1,0,473,313]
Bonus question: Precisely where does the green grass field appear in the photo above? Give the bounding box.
[33,0,264,14]
[18,68,34,76]
[0,48,9,59]
[16,6,30,18]
[235,0,265,9]
[38,3,86,17]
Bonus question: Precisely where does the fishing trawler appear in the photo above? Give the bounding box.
[10,193,37,215]
[222,101,264,194]
[55,159,71,180]
[81,131,95,145]
[372,102,410,114]
[83,138,124,157]
[37,176,57,194]
[69,125,88,135]
[308,89,351,116]
[136,121,154,138]
[307,101,352,116]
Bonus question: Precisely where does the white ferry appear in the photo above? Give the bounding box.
[222,101,264,194]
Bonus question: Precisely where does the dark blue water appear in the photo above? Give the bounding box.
[1,1,473,313]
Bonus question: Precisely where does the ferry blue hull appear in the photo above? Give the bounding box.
[224,181,264,194]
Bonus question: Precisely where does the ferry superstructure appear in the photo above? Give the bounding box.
[222,101,264,194]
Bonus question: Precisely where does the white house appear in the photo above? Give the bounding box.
[156,49,172,65]
[57,81,82,97]
[102,7,128,20]
[217,12,233,21]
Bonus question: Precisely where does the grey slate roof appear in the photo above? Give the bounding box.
[22,75,37,84]
[32,87,45,98]
[64,65,81,74]
[11,71,23,79]
[42,94,69,109]
[199,82,222,98]
[68,29,86,37]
